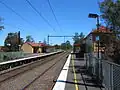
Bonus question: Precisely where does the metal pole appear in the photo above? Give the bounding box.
[97,17,100,59]
[97,16,103,84]
[64,36,66,50]
[47,35,49,45]
[18,31,20,51]
[64,36,65,43]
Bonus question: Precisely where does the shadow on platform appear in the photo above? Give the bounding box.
[70,64,104,89]
[69,65,86,69]
[71,58,85,61]
[53,80,104,88]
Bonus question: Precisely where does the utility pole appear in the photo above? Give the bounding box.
[18,31,21,51]
[47,35,49,45]
[64,36,67,50]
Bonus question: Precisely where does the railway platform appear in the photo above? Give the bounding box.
[53,52,104,90]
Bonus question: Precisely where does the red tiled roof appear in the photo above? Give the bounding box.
[84,26,112,40]
[26,42,46,47]
[39,43,46,47]
[92,26,112,33]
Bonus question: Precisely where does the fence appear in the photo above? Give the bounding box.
[0,51,63,71]
[0,52,25,62]
[85,53,120,90]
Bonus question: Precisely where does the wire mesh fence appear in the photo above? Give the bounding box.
[0,52,25,62]
[85,53,120,90]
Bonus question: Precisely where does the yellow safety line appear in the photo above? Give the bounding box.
[72,54,79,90]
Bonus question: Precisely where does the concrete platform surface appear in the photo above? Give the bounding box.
[53,53,105,90]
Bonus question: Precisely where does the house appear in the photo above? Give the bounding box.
[73,44,80,52]
[85,26,112,53]
[46,45,56,53]
[21,42,46,53]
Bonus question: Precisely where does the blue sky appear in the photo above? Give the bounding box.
[0,0,100,45]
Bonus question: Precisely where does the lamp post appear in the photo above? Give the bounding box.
[88,13,103,84]
[88,13,100,58]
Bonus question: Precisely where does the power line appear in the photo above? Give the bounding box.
[0,1,35,27]
[25,0,55,32]
[47,0,62,31]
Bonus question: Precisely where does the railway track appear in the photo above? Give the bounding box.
[0,51,69,90]
[22,52,69,90]
[0,51,64,83]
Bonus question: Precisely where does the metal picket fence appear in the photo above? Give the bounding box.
[84,53,120,90]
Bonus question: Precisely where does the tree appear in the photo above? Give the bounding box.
[43,38,47,44]
[54,44,60,49]
[73,32,85,44]
[4,32,24,51]
[26,35,35,42]
[66,40,72,49]
[99,0,120,64]
[61,40,72,50]
[20,38,24,45]
[39,41,41,43]
[100,0,120,32]
[61,43,66,50]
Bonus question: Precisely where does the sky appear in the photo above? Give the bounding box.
[0,0,101,45]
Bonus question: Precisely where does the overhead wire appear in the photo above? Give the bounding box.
[25,0,56,32]
[0,1,36,28]
[47,0,62,32]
